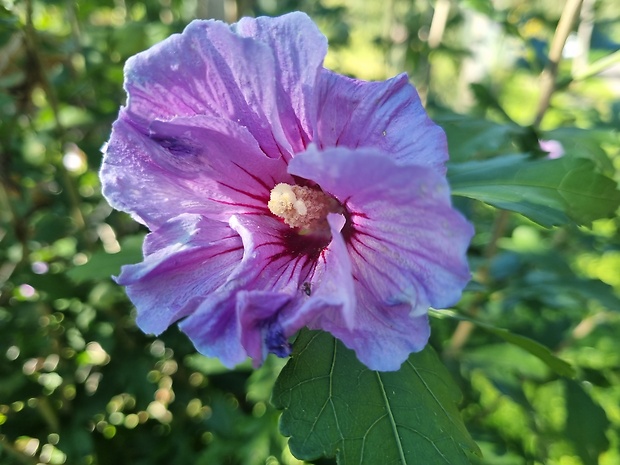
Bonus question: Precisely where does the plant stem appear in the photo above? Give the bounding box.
[571,0,595,76]
[419,0,451,105]
[572,49,620,82]
[534,0,583,127]
[427,0,451,49]
[447,0,584,357]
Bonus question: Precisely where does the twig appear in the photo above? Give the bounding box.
[571,0,595,77]
[534,0,583,127]
[447,0,584,357]
[572,49,620,82]
[427,0,451,49]
[419,0,451,105]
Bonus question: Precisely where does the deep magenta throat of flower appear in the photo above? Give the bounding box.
[100,12,474,372]
[265,178,377,280]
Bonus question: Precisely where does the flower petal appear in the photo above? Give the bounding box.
[234,12,327,153]
[289,146,473,370]
[298,213,356,330]
[101,112,291,227]
[180,212,356,367]
[123,12,327,159]
[236,290,294,366]
[315,70,448,172]
[312,310,432,372]
[178,214,313,368]
[123,19,288,157]
[179,290,248,367]
[116,214,243,336]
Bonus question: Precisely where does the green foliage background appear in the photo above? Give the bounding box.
[1,0,619,464]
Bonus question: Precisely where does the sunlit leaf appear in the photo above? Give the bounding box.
[430,309,575,378]
[543,127,618,174]
[185,353,251,375]
[272,330,480,465]
[66,235,144,283]
[448,154,620,227]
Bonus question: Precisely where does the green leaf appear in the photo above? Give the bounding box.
[184,353,251,376]
[564,380,610,465]
[448,154,620,227]
[483,327,575,378]
[434,113,519,162]
[430,309,575,378]
[461,0,495,18]
[66,235,145,284]
[272,330,480,465]
[542,127,618,174]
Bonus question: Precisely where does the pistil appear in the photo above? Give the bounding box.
[268,182,339,232]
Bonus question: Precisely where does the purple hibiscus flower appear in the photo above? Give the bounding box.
[100,12,473,371]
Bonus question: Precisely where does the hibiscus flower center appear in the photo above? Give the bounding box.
[268,183,339,232]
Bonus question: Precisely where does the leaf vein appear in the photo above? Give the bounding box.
[376,373,407,465]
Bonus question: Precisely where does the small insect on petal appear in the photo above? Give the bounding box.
[302,282,312,296]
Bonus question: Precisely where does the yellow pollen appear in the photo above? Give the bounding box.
[268,183,337,230]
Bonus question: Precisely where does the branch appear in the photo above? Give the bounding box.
[533,0,583,127]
